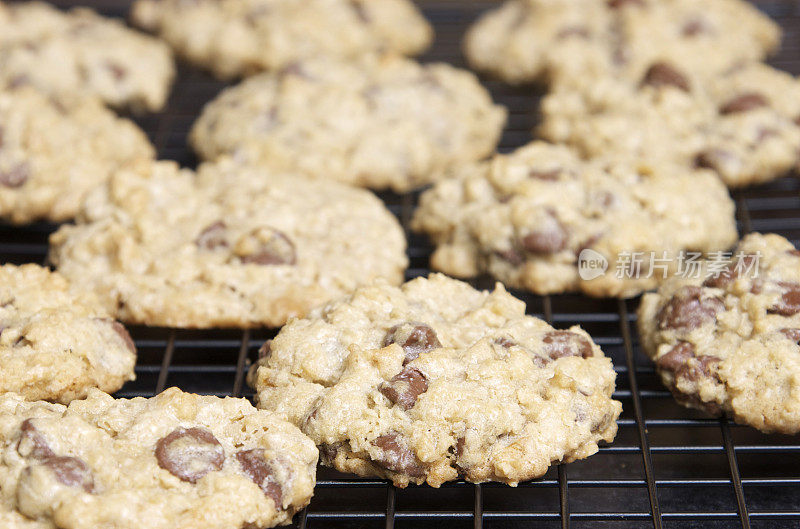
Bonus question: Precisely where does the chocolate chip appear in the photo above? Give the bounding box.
[607,0,644,7]
[768,282,800,316]
[719,93,769,115]
[0,162,29,188]
[236,449,283,506]
[384,323,441,364]
[372,434,424,477]
[349,0,370,22]
[454,436,466,459]
[258,339,272,359]
[17,419,54,460]
[682,17,711,36]
[657,286,724,331]
[694,149,738,174]
[703,254,757,288]
[195,221,228,250]
[789,249,800,257]
[657,342,720,382]
[528,168,561,180]
[495,247,525,266]
[380,367,428,410]
[43,456,94,492]
[556,26,590,39]
[95,318,136,354]
[656,341,695,373]
[237,228,296,265]
[494,337,515,349]
[641,62,691,92]
[780,328,800,343]
[542,331,593,359]
[155,427,225,483]
[520,216,568,254]
[105,62,127,81]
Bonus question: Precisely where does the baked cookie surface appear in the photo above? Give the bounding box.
[0,387,318,528]
[412,142,738,298]
[131,0,432,79]
[464,0,780,85]
[249,274,621,487]
[0,87,154,224]
[0,264,136,404]
[190,55,506,192]
[48,158,408,328]
[540,62,800,188]
[0,1,174,111]
[638,233,800,434]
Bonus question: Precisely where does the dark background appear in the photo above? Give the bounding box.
[5,1,800,527]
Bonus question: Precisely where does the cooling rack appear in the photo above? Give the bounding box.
[6,0,800,527]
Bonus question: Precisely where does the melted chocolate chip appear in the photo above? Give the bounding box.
[657,342,720,383]
[372,434,424,477]
[95,318,136,354]
[520,216,568,254]
[236,449,283,506]
[542,331,593,359]
[641,62,691,92]
[608,0,644,7]
[656,341,695,373]
[0,162,29,188]
[528,168,561,180]
[719,93,769,115]
[238,228,296,265]
[780,328,800,343]
[494,337,516,349]
[43,456,94,492]
[495,247,525,266]
[155,427,225,483]
[682,17,711,36]
[694,148,738,174]
[195,221,228,250]
[105,62,127,81]
[17,419,54,460]
[768,282,800,316]
[384,323,441,364]
[703,254,757,288]
[657,286,724,331]
[380,367,428,410]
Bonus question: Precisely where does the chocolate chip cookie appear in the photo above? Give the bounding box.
[638,233,800,434]
[131,0,432,79]
[249,274,622,487]
[0,1,174,111]
[541,62,800,188]
[0,387,318,528]
[411,142,738,298]
[0,264,136,404]
[48,157,408,328]
[465,0,780,85]
[189,55,506,192]
[0,87,154,224]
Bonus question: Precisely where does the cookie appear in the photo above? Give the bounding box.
[464,0,780,85]
[638,233,800,434]
[189,55,506,192]
[131,0,432,79]
[48,157,408,328]
[0,87,154,224]
[0,387,318,528]
[249,273,622,488]
[0,264,136,404]
[540,62,800,188]
[0,1,174,111]
[411,142,738,298]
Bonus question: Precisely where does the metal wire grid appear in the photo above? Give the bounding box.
[4,0,800,527]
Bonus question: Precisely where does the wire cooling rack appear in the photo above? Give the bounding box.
[6,0,800,527]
